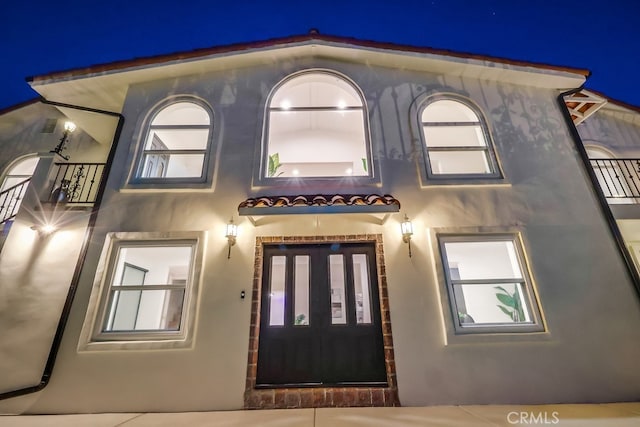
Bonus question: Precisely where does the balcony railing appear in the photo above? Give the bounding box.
[590,158,640,202]
[47,163,106,205]
[0,178,30,224]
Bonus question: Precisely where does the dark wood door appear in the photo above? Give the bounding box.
[256,243,387,387]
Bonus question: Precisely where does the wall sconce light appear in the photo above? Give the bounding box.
[400,214,414,258]
[50,121,77,160]
[225,217,238,259]
[31,223,57,237]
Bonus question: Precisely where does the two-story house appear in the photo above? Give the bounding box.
[1,33,639,414]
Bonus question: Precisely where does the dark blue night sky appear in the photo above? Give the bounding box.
[2,0,639,110]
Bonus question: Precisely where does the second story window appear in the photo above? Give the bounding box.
[137,101,212,181]
[421,98,500,178]
[264,70,371,179]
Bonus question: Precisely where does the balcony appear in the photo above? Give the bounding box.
[590,158,640,204]
[0,178,30,224]
[46,162,106,206]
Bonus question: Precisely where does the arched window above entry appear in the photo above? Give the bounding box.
[420,98,500,178]
[265,71,371,178]
[137,101,212,180]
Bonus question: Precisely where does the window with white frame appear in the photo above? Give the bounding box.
[439,235,543,333]
[136,101,212,180]
[264,70,371,178]
[93,238,198,342]
[421,98,500,178]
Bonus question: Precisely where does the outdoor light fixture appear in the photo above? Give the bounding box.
[225,218,238,259]
[31,223,57,237]
[50,121,77,160]
[400,214,414,258]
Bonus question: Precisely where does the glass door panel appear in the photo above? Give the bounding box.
[329,254,347,325]
[269,256,286,326]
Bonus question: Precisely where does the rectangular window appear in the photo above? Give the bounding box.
[439,235,543,334]
[86,234,202,346]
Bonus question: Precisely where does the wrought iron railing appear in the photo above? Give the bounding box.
[0,178,30,224]
[590,159,640,202]
[47,163,106,205]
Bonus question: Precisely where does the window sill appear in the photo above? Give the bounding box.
[121,181,214,192]
[444,328,553,346]
[420,178,511,188]
[253,175,381,190]
[79,336,193,352]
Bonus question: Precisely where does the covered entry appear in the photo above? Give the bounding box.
[256,242,386,387]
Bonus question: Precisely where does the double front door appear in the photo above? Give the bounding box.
[256,243,387,387]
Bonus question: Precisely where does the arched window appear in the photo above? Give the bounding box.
[265,71,370,178]
[420,98,500,177]
[1,155,39,222]
[1,156,39,191]
[137,101,212,180]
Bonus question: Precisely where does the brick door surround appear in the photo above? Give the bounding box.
[244,234,400,409]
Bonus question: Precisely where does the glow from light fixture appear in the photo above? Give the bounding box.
[31,223,57,236]
[292,169,299,176]
[64,121,77,133]
[337,100,346,109]
[346,168,353,175]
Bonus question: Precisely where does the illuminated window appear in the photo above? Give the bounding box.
[136,101,212,181]
[439,235,543,334]
[86,233,203,346]
[264,70,371,178]
[421,98,500,178]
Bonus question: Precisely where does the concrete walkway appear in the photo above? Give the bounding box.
[2,403,640,426]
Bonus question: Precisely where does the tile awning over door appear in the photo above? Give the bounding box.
[238,194,400,216]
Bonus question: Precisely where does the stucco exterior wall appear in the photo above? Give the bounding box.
[577,109,640,156]
[2,58,640,413]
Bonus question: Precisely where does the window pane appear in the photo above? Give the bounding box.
[454,283,531,325]
[152,102,210,126]
[7,157,39,176]
[142,154,205,178]
[428,151,491,174]
[146,129,209,150]
[268,109,367,178]
[444,241,523,280]
[271,73,362,108]
[329,254,347,325]
[422,100,478,122]
[269,256,286,326]
[423,125,485,148]
[352,254,372,324]
[294,256,310,325]
[107,289,185,331]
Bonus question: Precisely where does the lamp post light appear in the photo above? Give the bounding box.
[50,121,77,160]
